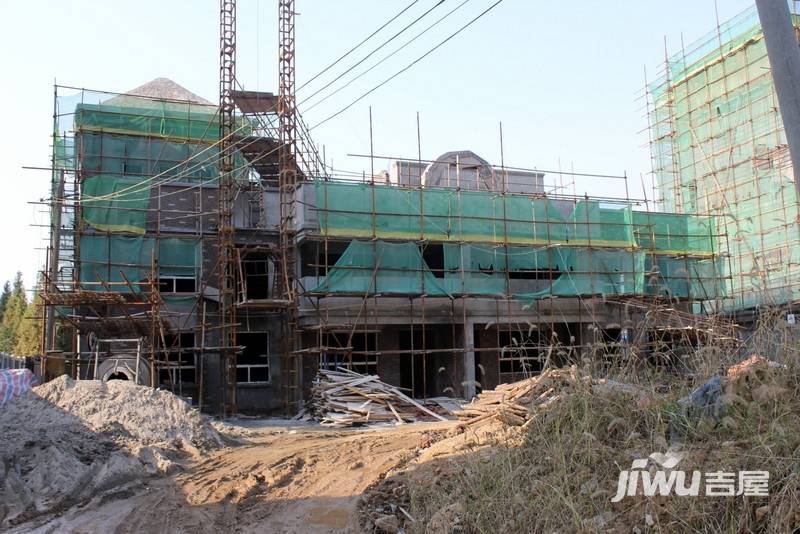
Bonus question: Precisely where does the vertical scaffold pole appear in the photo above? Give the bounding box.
[278,0,301,414]
[219,0,238,416]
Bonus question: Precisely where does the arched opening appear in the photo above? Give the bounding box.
[107,371,129,381]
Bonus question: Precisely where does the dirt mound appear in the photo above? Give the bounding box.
[0,376,221,529]
[35,376,221,449]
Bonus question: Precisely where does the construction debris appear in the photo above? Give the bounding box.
[454,365,591,427]
[680,354,787,422]
[307,369,450,427]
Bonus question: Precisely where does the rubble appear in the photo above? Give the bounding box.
[679,354,787,422]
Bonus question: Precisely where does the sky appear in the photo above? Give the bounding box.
[0,0,755,293]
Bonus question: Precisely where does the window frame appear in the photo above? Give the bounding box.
[236,331,271,385]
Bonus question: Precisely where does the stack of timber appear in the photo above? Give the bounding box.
[455,365,592,427]
[309,369,450,427]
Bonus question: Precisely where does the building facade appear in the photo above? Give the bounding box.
[42,79,723,413]
[648,4,800,314]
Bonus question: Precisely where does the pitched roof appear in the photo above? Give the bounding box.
[104,77,214,107]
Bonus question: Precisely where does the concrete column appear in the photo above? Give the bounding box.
[462,322,476,400]
[756,0,800,194]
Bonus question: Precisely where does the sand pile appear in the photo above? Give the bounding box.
[0,376,221,528]
[36,376,222,450]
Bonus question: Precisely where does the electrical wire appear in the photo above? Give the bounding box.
[301,0,474,112]
[298,0,446,103]
[311,0,505,131]
[65,117,248,203]
[297,0,420,92]
[62,1,503,207]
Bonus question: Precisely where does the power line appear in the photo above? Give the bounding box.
[301,0,474,113]
[311,0,505,131]
[97,1,504,200]
[65,118,247,204]
[298,0,446,103]
[297,0,420,92]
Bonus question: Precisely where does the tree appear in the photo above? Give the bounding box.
[0,281,10,322]
[0,272,27,353]
[14,290,41,356]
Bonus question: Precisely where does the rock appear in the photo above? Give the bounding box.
[374,514,400,533]
[586,511,614,529]
[580,477,599,495]
[426,502,465,534]
[756,505,769,521]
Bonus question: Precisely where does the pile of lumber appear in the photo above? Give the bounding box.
[455,365,591,427]
[308,369,450,427]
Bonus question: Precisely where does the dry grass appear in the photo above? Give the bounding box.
[365,312,800,533]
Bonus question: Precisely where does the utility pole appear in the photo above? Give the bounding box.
[756,0,800,196]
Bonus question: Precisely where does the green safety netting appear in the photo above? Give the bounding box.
[645,256,724,300]
[632,211,715,256]
[78,131,221,181]
[74,102,224,140]
[312,240,724,300]
[79,235,200,290]
[649,5,800,310]
[443,243,646,298]
[83,175,149,234]
[311,240,447,295]
[314,181,716,254]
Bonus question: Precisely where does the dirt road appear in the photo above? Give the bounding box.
[14,421,454,534]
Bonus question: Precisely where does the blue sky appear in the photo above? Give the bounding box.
[0,0,755,291]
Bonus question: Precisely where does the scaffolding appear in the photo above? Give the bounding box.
[38,79,732,409]
[297,154,729,399]
[647,3,800,313]
[39,83,249,407]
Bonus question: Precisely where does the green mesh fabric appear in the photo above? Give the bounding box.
[516,248,646,299]
[316,240,688,299]
[313,180,721,301]
[314,181,716,254]
[158,237,200,277]
[78,131,221,181]
[79,235,200,290]
[311,240,447,296]
[645,256,724,300]
[649,6,800,310]
[632,212,716,255]
[83,175,149,234]
[74,102,222,140]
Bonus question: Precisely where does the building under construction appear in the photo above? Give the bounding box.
[38,3,732,414]
[39,78,726,413]
[647,3,800,318]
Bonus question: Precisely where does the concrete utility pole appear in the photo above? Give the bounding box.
[756,0,800,195]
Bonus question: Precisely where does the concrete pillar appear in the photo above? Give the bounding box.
[462,322,476,400]
[756,0,800,194]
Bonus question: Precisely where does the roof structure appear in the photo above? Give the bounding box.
[104,77,214,107]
